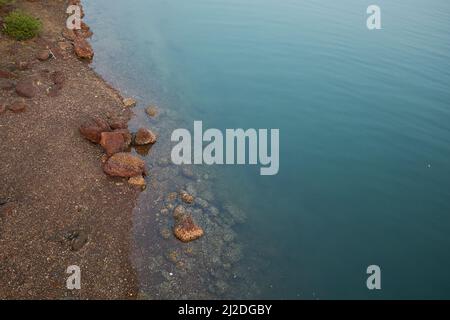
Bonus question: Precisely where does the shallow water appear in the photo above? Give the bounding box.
[84,0,450,299]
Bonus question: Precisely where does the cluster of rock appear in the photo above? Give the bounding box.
[79,110,158,188]
[63,0,94,60]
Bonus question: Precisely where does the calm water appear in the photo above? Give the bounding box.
[84,0,450,299]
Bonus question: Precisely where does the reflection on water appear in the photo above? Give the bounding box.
[85,0,450,299]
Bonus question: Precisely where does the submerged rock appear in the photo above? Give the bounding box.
[145,106,158,117]
[123,97,137,108]
[134,128,157,145]
[173,205,187,220]
[181,167,195,180]
[128,175,146,188]
[100,131,126,156]
[79,116,111,144]
[180,191,194,204]
[173,214,204,243]
[103,152,146,178]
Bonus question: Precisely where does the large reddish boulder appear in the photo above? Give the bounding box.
[100,132,126,156]
[15,79,37,98]
[79,116,111,143]
[103,153,146,178]
[74,37,94,60]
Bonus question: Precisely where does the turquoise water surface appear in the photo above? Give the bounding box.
[84,0,450,299]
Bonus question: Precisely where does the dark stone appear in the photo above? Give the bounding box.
[15,79,37,98]
[8,101,27,113]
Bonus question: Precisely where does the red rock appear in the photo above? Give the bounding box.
[8,101,27,113]
[109,118,128,130]
[173,215,204,243]
[79,116,111,143]
[100,132,126,156]
[0,70,14,79]
[37,50,51,61]
[103,153,146,178]
[15,79,37,98]
[134,128,157,145]
[114,129,132,147]
[62,29,77,41]
[0,104,6,114]
[74,37,94,60]
[75,22,93,39]
[180,191,195,204]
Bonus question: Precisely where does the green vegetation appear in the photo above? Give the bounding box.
[0,0,14,7]
[3,10,42,41]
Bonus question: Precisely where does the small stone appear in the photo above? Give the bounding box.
[58,41,73,53]
[74,21,93,38]
[181,167,195,179]
[123,98,137,108]
[74,37,94,60]
[145,106,158,117]
[79,116,111,144]
[15,79,37,98]
[100,131,126,156]
[166,192,178,203]
[180,191,194,204]
[109,118,128,130]
[160,227,171,240]
[0,79,15,91]
[134,128,157,145]
[8,101,27,113]
[37,50,51,61]
[128,175,146,188]
[0,104,6,114]
[173,205,187,220]
[0,70,14,79]
[68,231,89,252]
[62,28,77,41]
[103,152,146,178]
[173,215,204,243]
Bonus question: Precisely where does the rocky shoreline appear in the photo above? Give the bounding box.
[0,0,142,299]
